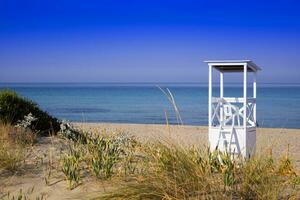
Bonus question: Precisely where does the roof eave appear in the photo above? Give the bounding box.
[204,60,261,72]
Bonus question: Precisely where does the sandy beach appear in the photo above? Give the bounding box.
[1,123,300,199]
[77,123,300,167]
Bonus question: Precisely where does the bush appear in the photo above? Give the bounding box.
[59,120,88,143]
[0,90,60,136]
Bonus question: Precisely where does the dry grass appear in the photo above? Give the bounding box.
[0,140,25,172]
[55,126,300,198]
[0,123,35,172]
[0,122,37,146]
[99,141,300,200]
[1,121,299,199]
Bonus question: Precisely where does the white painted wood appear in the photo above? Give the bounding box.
[208,62,248,66]
[220,72,224,125]
[205,60,252,62]
[204,60,262,71]
[208,64,212,128]
[205,60,260,158]
[209,127,256,156]
[212,97,256,103]
[243,64,247,129]
[253,72,257,125]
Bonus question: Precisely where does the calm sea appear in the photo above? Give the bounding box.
[0,83,300,129]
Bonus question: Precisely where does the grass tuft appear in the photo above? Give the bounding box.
[0,123,33,172]
[100,142,300,200]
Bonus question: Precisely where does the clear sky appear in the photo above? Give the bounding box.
[1,0,300,83]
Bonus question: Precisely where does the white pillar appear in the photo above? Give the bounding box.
[208,65,212,128]
[253,72,257,125]
[243,64,248,129]
[220,72,224,125]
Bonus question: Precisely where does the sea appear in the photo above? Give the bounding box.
[0,83,299,129]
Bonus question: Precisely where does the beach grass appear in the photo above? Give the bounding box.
[0,123,32,172]
[52,124,300,199]
[1,121,300,199]
[99,141,300,199]
[0,110,299,199]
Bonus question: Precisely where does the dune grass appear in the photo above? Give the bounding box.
[1,120,299,199]
[2,187,47,200]
[0,123,34,172]
[0,121,37,172]
[0,139,25,172]
[58,129,141,189]
[98,141,300,200]
[1,112,299,199]
[55,124,300,198]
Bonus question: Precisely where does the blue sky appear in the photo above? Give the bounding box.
[0,0,300,83]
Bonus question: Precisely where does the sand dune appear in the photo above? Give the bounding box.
[1,123,299,199]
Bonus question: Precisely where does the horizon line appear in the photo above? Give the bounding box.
[1,82,300,85]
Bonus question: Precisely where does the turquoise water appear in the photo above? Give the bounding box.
[0,83,300,129]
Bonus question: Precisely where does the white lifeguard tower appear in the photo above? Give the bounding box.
[205,60,261,158]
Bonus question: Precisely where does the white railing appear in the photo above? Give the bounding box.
[211,97,256,127]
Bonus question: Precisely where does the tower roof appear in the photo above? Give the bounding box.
[204,60,261,72]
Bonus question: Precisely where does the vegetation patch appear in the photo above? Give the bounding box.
[58,128,140,189]
[61,144,83,189]
[100,142,300,200]
[0,123,33,172]
[2,187,47,200]
[0,139,25,172]
[0,90,60,135]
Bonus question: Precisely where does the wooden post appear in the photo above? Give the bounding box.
[208,65,212,128]
[253,72,257,125]
[220,72,224,125]
[243,64,247,129]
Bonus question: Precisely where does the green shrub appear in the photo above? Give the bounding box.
[61,144,83,189]
[59,120,88,143]
[87,136,122,178]
[0,90,60,136]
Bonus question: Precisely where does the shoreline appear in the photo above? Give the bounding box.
[74,121,300,130]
